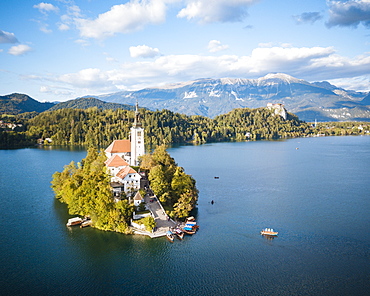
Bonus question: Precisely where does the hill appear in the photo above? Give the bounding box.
[0,93,55,115]
[88,73,370,121]
[48,97,135,112]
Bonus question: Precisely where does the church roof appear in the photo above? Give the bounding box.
[105,140,131,154]
[105,155,129,167]
[116,166,138,179]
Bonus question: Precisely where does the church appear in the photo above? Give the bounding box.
[104,102,145,198]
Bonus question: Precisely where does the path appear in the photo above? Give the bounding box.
[132,193,177,238]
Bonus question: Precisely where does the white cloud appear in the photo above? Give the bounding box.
[8,44,32,56]
[208,40,229,53]
[58,68,110,88]
[40,86,51,93]
[36,46,370,96]
[33,2,59,14]
[58,23,70,31]
[328,75,370,92]
[326,0,370,28]
[177,0,259,23]
[0,30,18,44]
[75,1,167,39]
[129,45,160,58]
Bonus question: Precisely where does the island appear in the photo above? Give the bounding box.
[51,103,198,237]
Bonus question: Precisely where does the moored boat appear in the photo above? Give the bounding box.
[66,217,83,227]
[166,230,175,242]
[80,220,92,228]
[174,228,184,240]
[260,228,278,236]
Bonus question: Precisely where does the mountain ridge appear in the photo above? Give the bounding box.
[89,73,369,121]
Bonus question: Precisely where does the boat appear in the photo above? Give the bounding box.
[166,230,175,242]
[66,217,83,227]
[260,228,278,236]
[80,220,92,228]
[182,226,196,235]
[174,228,184,240]
[186,216,195,222]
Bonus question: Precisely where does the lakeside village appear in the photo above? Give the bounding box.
[66,103,199,242]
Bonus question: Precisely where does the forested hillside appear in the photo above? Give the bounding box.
[24,106,311,147]
[48,97,136,112]
[0,93,55,114]
[2,107,368,149]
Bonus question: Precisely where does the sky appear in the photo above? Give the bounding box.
[1,0,370,102]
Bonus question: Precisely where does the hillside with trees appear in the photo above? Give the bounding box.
[48,97,136,112]
[0,93,55,115]
[23,106,312,147]
[1,106,369,149]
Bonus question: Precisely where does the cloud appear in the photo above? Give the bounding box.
[293,12,323,24]
[177,0,259,23]
[58,68,110,88]
[75,1,167,39]
[34,46,370,96]
[129,45,161,58]
[8,44,32,56]
[33,2,59,14]
[328,75,370,91]
[0,30,18,44]
[326,0,370,28]
[208,40,229,53]
[58,23,70,31]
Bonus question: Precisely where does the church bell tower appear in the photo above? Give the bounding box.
[130,102,145,166]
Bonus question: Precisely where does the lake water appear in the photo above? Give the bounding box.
[0,137,369,295]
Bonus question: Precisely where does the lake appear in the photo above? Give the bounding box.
[0,136,369,295]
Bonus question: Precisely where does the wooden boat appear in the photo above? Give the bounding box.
[260,228,278,236]
[174,228,184,240]
[182,224,197,235]
[66,217,83,227]
[80,220,92,228]
[166,230,175,242]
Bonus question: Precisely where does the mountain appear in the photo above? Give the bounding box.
[48,97,135,112]
[0,93,55,115]
[90,73,370,121]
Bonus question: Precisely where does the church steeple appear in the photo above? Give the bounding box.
[130,101,145,166]
[133,101,142,128]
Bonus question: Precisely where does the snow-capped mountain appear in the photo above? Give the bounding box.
[92,73,370,121]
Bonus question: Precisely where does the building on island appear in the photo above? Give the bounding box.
[266,103,287,120]
[104,102,145,198]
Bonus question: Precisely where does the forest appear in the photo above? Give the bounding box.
[1,107,369,149]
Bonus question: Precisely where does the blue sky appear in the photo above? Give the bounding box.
[1,0,370,102]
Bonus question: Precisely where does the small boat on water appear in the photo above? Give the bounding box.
[260,228,278,236]
[80,220,92,228]
[66,217,83,227]
[174,228,184,240]
[166,230,175,242]
[182,226,196,235]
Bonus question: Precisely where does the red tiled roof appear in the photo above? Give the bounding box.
[105,155,129,167]
[116,166,137,179]
[105,140,131,153]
